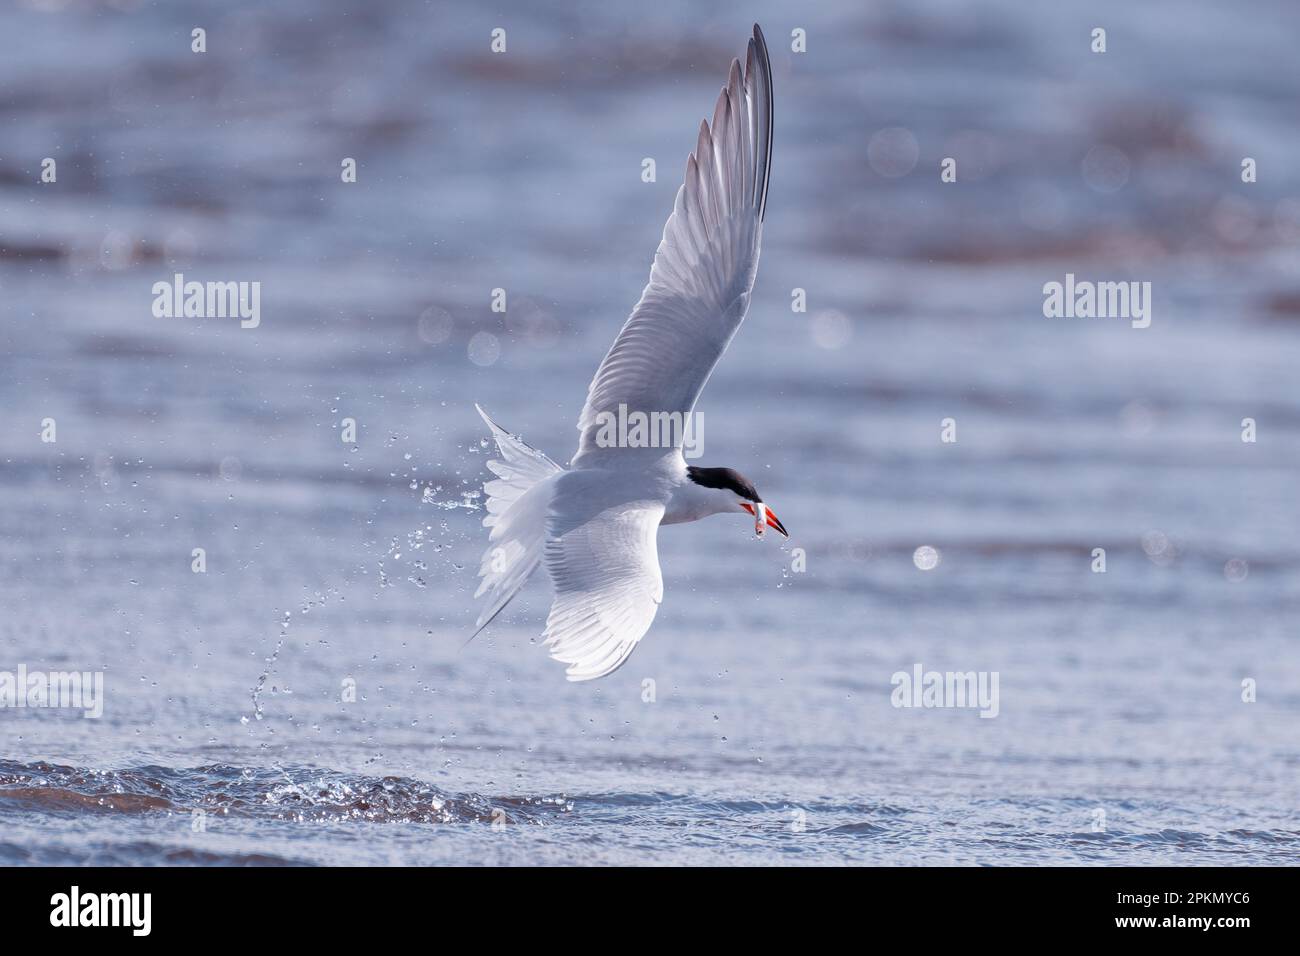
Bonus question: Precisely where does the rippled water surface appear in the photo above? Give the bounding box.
[2,0,1299,865]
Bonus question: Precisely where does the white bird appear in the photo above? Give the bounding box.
[472,24,785,681]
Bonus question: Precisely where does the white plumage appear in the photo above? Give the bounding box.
[472,24,779,680]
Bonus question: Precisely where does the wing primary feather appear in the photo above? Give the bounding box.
[726,59,744,215]
[751,23,773,222]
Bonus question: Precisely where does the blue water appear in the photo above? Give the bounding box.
[1,0,1298,865]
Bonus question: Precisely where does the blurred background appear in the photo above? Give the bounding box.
[1,0,1297,865]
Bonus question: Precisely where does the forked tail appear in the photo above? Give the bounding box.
[470,405,564,639]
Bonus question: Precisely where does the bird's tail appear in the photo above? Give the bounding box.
[470,405,564,639]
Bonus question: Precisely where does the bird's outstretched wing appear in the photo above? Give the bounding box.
[570,24,774,470]
[542,486,665,682]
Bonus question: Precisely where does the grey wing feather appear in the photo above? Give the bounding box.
[571,25,774,469]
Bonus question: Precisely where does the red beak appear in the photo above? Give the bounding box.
[742,502,788,537]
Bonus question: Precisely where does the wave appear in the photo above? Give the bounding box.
[0,760,572,827]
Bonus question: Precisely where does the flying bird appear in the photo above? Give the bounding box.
[472,24,783,680]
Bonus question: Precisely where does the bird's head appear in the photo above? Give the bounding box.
[686,466,788,537]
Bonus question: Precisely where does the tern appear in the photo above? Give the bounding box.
[471,24,784,681]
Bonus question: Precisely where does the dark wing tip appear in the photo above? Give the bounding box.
[749,25,773,222]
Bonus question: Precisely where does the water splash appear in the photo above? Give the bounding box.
[0,760,572,826]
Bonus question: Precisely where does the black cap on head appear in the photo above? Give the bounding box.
[687,466,761,502]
